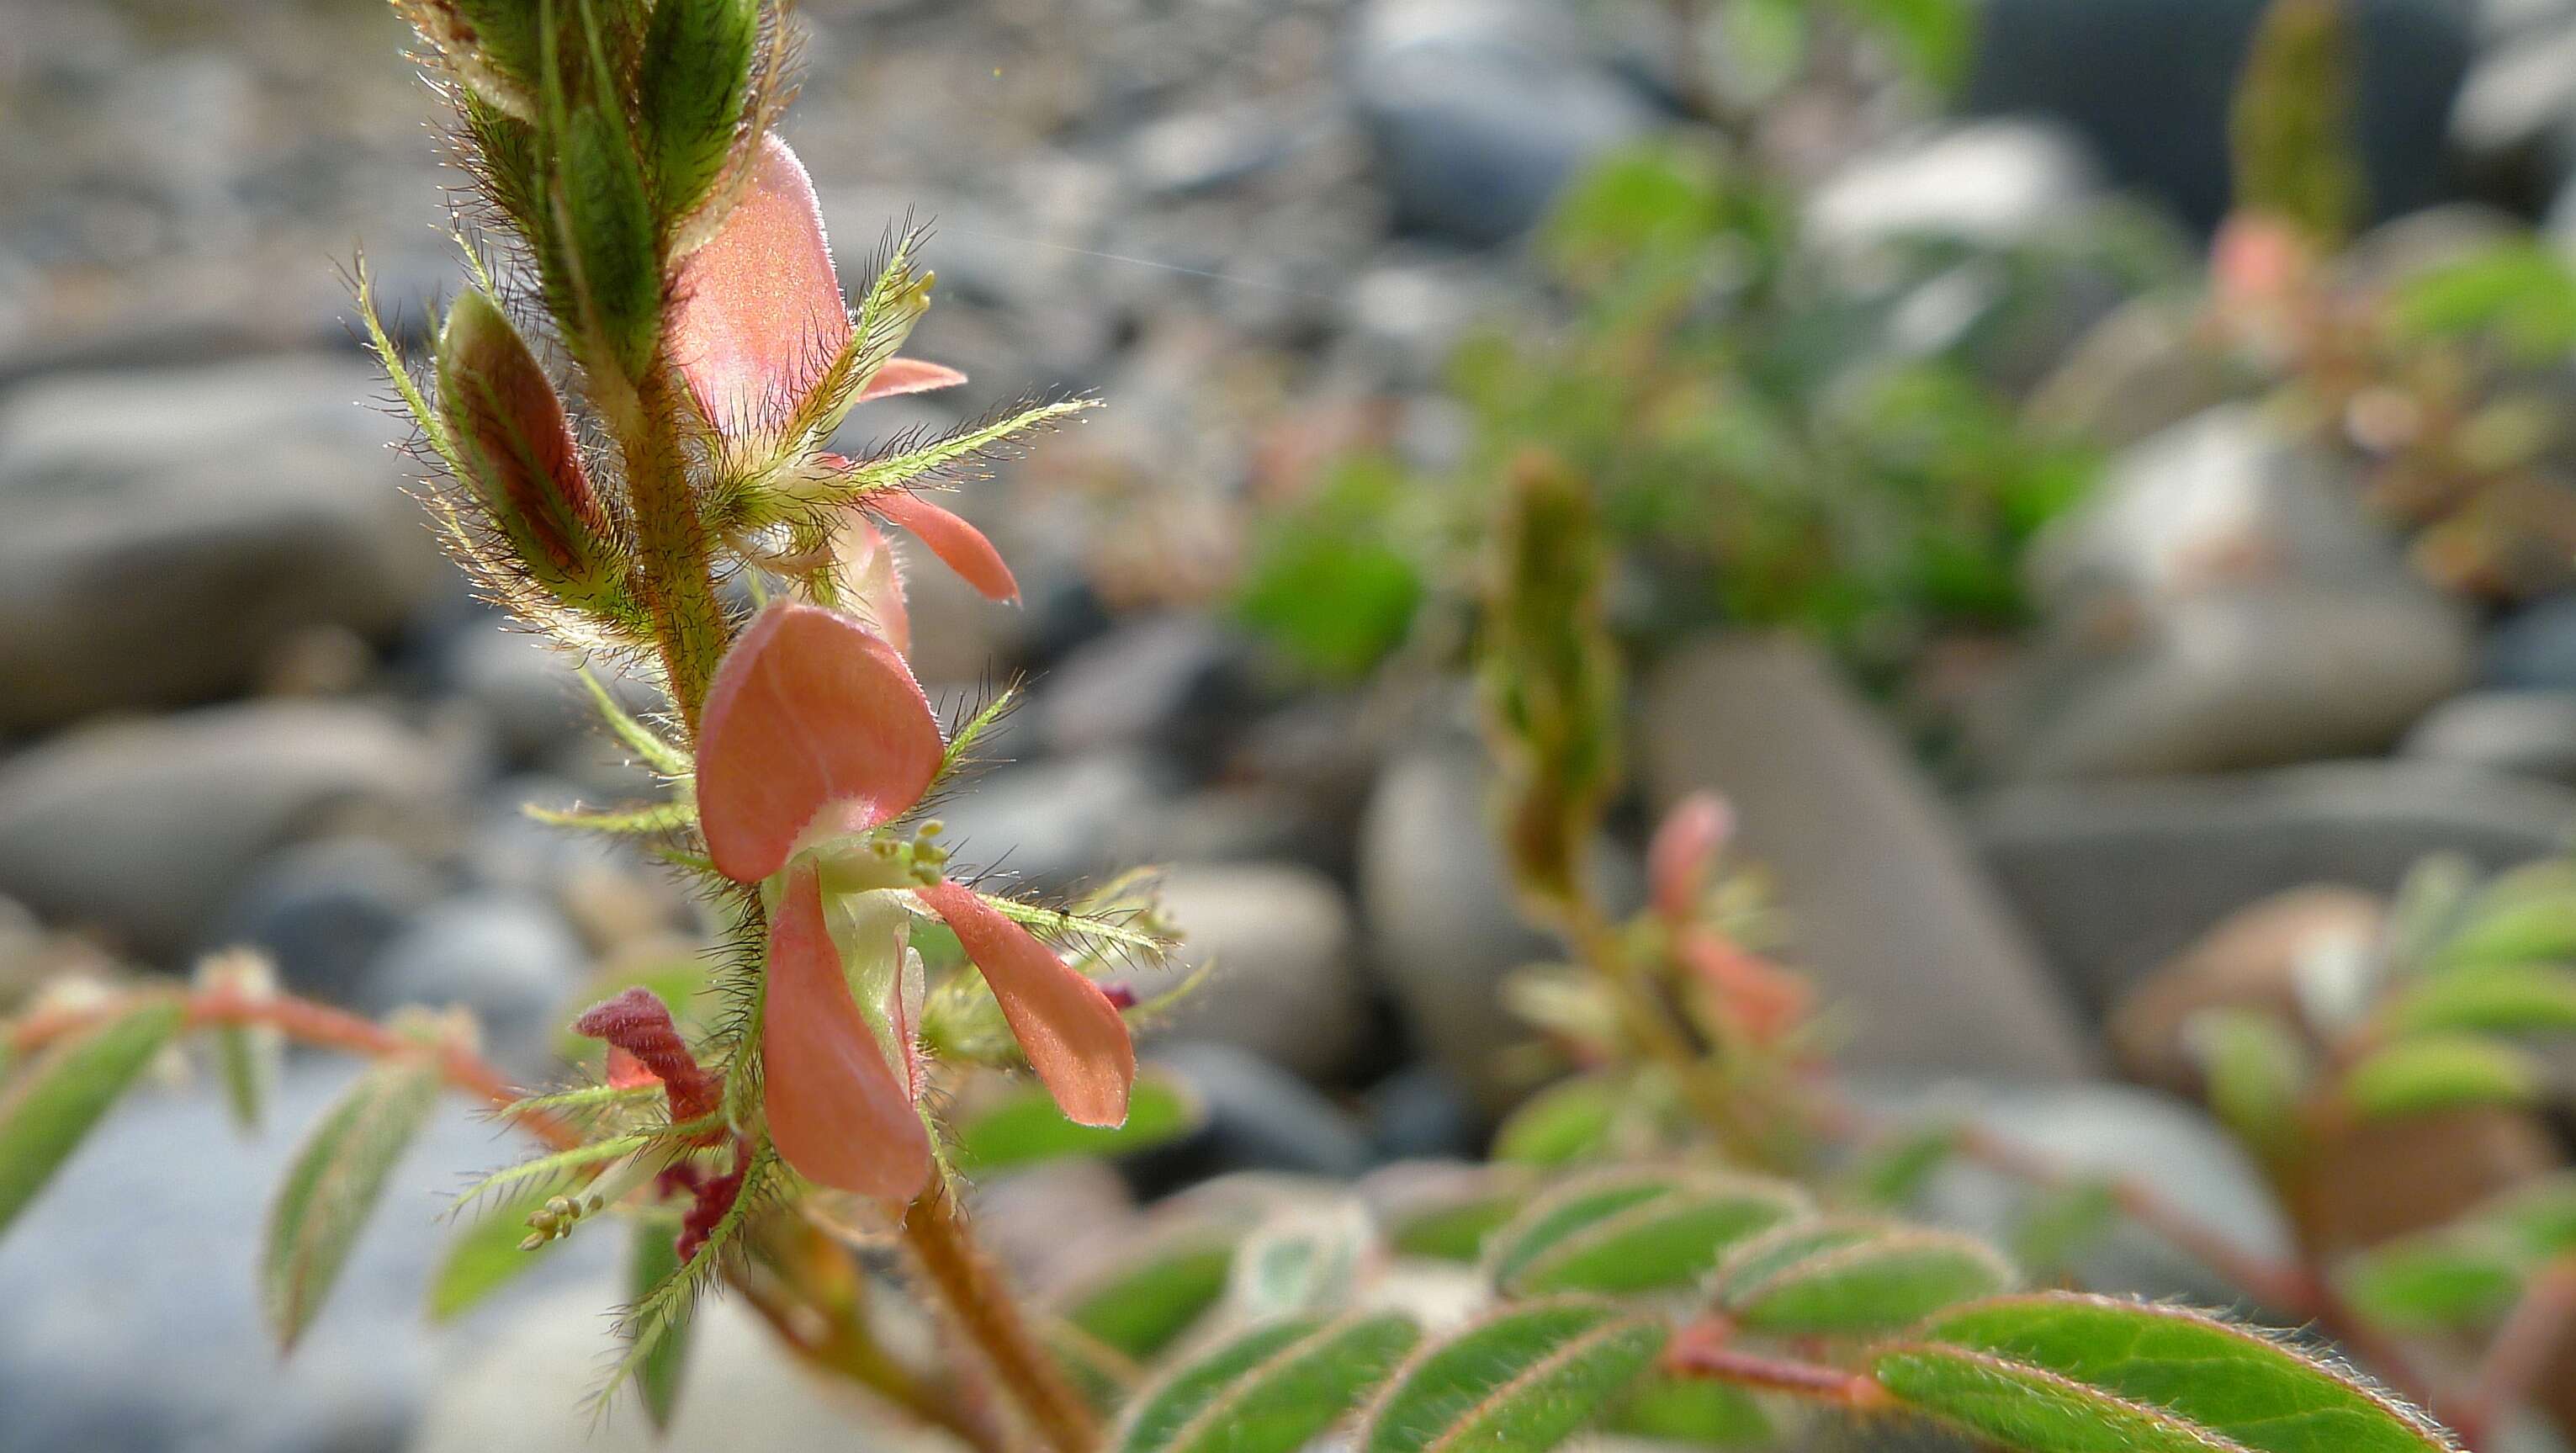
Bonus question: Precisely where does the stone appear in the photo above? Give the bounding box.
[1349,0,1658,246]
[361,893,590,1079]
[1364,1063,1483,1162]
[0,700,465,963]
[2107,886,2385,1092]
[928,752,1171,893]
[1356,739,1563,1112]
[2401,689,2576,783]
[210,835,443,1003]
[0,1068,614,1453]
[1639,636,2095,1080]
[0,356,444,730]
[1125,1042,1375,1197]
[1153,862,1369,1083]
[1805,119,2102,254]
[2025,298,2236,453]
[1034,614,1263,774]
[1965,0,2470,233]
[1974,761,2576,1013]
[2485,595,2576,690]
[442,627,656,766]
[2451,21,2576,204]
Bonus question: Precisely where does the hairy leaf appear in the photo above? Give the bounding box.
[1487,1168,1807,1297]
[1229,1201,1378,1320]
[2341,1033,2540,1118]
[1842,1122,1963,1210]
[629,1216,693,1430]
[2383,963,2576,1036]
[1060,1235,1239,1360]
[1117,1312,1419,1453]
[0,1000,183,1234]
[1608,1373,1772,1448]
[1363,1299,1668,1453]
[1717,1220,2014,1335]
[1492,1073,1625,1165]
[952,1069,1201,1175]
[263,1058,443,1349]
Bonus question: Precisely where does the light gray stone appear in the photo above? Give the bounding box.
[2401,689,2576,783]
[1639,635,2094,1079]
[1805,120,2100,254]
[1154,862,1368,1083]
[362,893,591,1079]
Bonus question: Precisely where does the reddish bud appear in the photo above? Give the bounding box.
[435,289,624,607]
[1677,929,1810,1047]
[697,602,945,883]
[763,866,934,1199]
[915,878,1133,1127]
[668,133,851,436]
[1647,793,1732,925]
[869,491,1020,603]
[575,987,723,1125]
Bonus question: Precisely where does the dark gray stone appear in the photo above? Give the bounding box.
[2485,594,2576,690]
[360,893,588,1078]
[1974,761,2576,1015]
[1126,1042,1374,1196]
[210,835,441,1003]
[1034,614,1262,773]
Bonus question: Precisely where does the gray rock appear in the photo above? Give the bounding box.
[0,1068,614,1453]
[0,356,444,730]
[443,628,658,766]
[211,835,443,1002]
[0,700,465,962]
[1639,635,2095,1080]
[1974,762,2576,1013]
[409,1277,944,1453]
[932,752,1170,892]
[2451,22,2576,199]
[1805,120,2102,254]
[1365,1063,1483,1162]
[1034,614,1259,772]
[2401,690,2576,783]
[1154,862,1369,1084]
[2026,298,2238,453]
[1129,1042,1374,1193]
[1350,0,1657,246]
[1357,740,1562,1112]
[362,894,589,1079]
[2485,594,2576,690]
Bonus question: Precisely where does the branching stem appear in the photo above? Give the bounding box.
[904,1177,1100,1453]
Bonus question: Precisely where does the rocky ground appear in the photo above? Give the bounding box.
[13,0,2576,1449]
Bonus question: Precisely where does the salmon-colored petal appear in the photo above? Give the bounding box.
[763,866,934,1199]
[605,1046,656,1091]
[835,514,912,656]
[856,357,967,403]
[871,491,1020,603]
[1646,793,1732,925]
[915,878,1132,1127]
[668,133,851,437]
[1678,928,1810,1047]
[697,602,944,883]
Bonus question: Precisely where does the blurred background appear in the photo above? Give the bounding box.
[9,0,2576,1447]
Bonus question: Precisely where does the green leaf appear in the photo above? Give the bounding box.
[522,798,696,835]
[1841,0,1974,90]
[1234,457,1423,681]
[1717,1220,2014,1336]
[1362,1298,1668,1453]
[2389,242,2576,363]
[951,1069,1202,1175]
[1870,1293,2449,1453]
[1116,1312,1420,1453]
[0,1000,183,1235]
[2011,1180,2121,1281]
[1842,1122,1963,1210]
[2339,1235,2524,1331]
[1043,1320,1141,1415]
[195,951,281,1133]
[2383,962,2576,1035]
[2189,1008,2309,1159]
[427,1188,564,1321]
[262,1058,443,1350]
[1607,1373,1772,1448]
[2341,1033,2540,1118]
[2431,861,2576,971]
[1386,1177,1534,1263]
[1230,1201,1377,1320]
[1487,1169,1809,1297]
[1491,1074,1624,1166]
[637,0,756,224]
[577,667,688,777]
[1059,1235,1239,1360]
[629,1217,692,1431]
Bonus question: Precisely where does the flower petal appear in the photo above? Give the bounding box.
[1646,792,1732,925]
[763,866,933,1199]
[668,133,851,437]
[915,878,1132,1127]
[697,601,944,883]
[856,357,967,403]
[834,514,912,656]
[871,491,1020,603]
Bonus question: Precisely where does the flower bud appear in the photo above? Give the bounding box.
[435,289,627,610]
[557,99,663,382]
[639,0,758,227]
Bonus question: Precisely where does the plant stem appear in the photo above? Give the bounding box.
[904,1177,1100,1453]
[1560,898,1762,1161]
[1663,1317,1894,1412]
[2451,1254,2576,1450]
[616,368,729,734]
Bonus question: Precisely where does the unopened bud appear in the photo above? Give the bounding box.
[639,0,758,227]
[436,290,628,612]
[556,100,663,383]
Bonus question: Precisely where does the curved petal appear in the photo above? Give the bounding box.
[915,878,1132,1127]
[835,513,912,657]
[763,866,934,1199]
[856,358,967,404]
[871,491,1020,603]
[668,133,851,437]
[1646,793,1732,925]
[697,601,944,883]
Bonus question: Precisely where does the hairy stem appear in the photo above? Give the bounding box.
[617,368,730,734]
[1663,1318,1895,1412]
[904,1177,1099,1453]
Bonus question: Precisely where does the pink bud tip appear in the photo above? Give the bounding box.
[575,986,721,1123]
[669,133,851,437]
[871,491,1020,603]
[697,602,945,884]
[856,357,968,404]
[763,866,934,1200]
[1678,929,1810,1047]
[1647,793,1733,925]
[916,878,1133,1127]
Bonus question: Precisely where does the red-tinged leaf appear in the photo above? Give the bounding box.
[918,878,1133,1127]
[667,132,850,436]
[697,601,943,883]
[836,514,912,655]
[872,491,1020,602]
[762,867,933,1200]
[857,357,967,403]
[1647,793,1731,924]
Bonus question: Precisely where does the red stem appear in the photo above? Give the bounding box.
[2452,1254,2576,1450]
[1663,1318,1894,1412]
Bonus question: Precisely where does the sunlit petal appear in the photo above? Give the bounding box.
[764,866,934,1199]
[915,878,1132,1127]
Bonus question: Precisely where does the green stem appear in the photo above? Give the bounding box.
[617,367,729,734]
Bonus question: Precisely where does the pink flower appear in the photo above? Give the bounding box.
[1647,793,1733,925]
[697,601,1136,1194]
